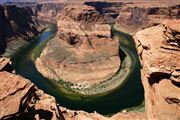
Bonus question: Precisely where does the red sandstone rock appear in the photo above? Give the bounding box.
[0,57,10,70]
[115,1,180,34]
[0,71,63,120]
[134,20,180,120]
[35,3,121,87]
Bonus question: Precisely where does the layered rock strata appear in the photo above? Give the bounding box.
[0,57,10,70]
[36,4,121,87]
[0,64,145,120]
[0,71,63,120]
[134,20,180,120]
[115,1,180,33]
[0,5,45,56]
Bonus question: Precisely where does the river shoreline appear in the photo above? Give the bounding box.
[34,27,138,96]
[12,23,144,115]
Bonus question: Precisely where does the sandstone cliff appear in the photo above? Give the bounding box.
[115,1,180,33]
[0,5,45,56]
[35,2,64,20]
[0,70,64,120]
[134,20,180,120]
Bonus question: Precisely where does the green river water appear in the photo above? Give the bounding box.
[12,24,144,115]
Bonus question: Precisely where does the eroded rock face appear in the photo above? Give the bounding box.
[0,71,63,120]
[0,56,145,120]
[0,57,10,71]
[115,1,180,33]
[35,2,65,21]
[61,106,145,120]
[36,3,120,86]
[134,20,180,120]
[0,5,45,56]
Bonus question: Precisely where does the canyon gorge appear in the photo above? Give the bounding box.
[0,0,180,120]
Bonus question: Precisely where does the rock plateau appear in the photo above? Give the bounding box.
[35,3,121,88]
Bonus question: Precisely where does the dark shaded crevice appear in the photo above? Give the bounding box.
[86,35,94,49]
[19,86,37,114]
[119,47,126,62]
[84,1,122,14]
[5,108,53,120]
[171,80,180,87]
[148,72,171,86]
[1,63,14,72]
[57,104,66,120]
[165,97,180,105]
[34,109,53,120]
[67,35,79,45]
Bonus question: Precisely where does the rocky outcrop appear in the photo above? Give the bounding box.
[0,55,144,120]
[0,71,64,120]
[0,69,146,120]
[0,5,45,56]
[36,3,121,88]
[61,107,145,120]
[134,20,180,120]
[3,1,65,23]
[115,1,180,33]
[0,57,10,70]
[35,2,65,20]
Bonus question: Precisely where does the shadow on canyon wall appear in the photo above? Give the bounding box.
[0,5,40,54]
[84,1,122,14]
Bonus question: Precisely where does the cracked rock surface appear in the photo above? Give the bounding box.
[35,3,120,86]
[0,71,63,120]
[134,20,180,120]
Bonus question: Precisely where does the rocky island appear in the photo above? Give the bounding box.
[0,0,179,120]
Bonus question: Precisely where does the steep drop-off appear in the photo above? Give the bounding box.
[115,1,180,33]
[0,5,45,56]
[134,20,180,120]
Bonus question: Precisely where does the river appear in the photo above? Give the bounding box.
[12,23,144,115]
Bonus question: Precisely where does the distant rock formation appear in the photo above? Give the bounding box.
[115,2,180,33]
[35,3,121,87]
[0,5,45,56]
[35,2,65,21]
[134,20,180,120]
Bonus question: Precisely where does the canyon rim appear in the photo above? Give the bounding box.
[0,0,180,120]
